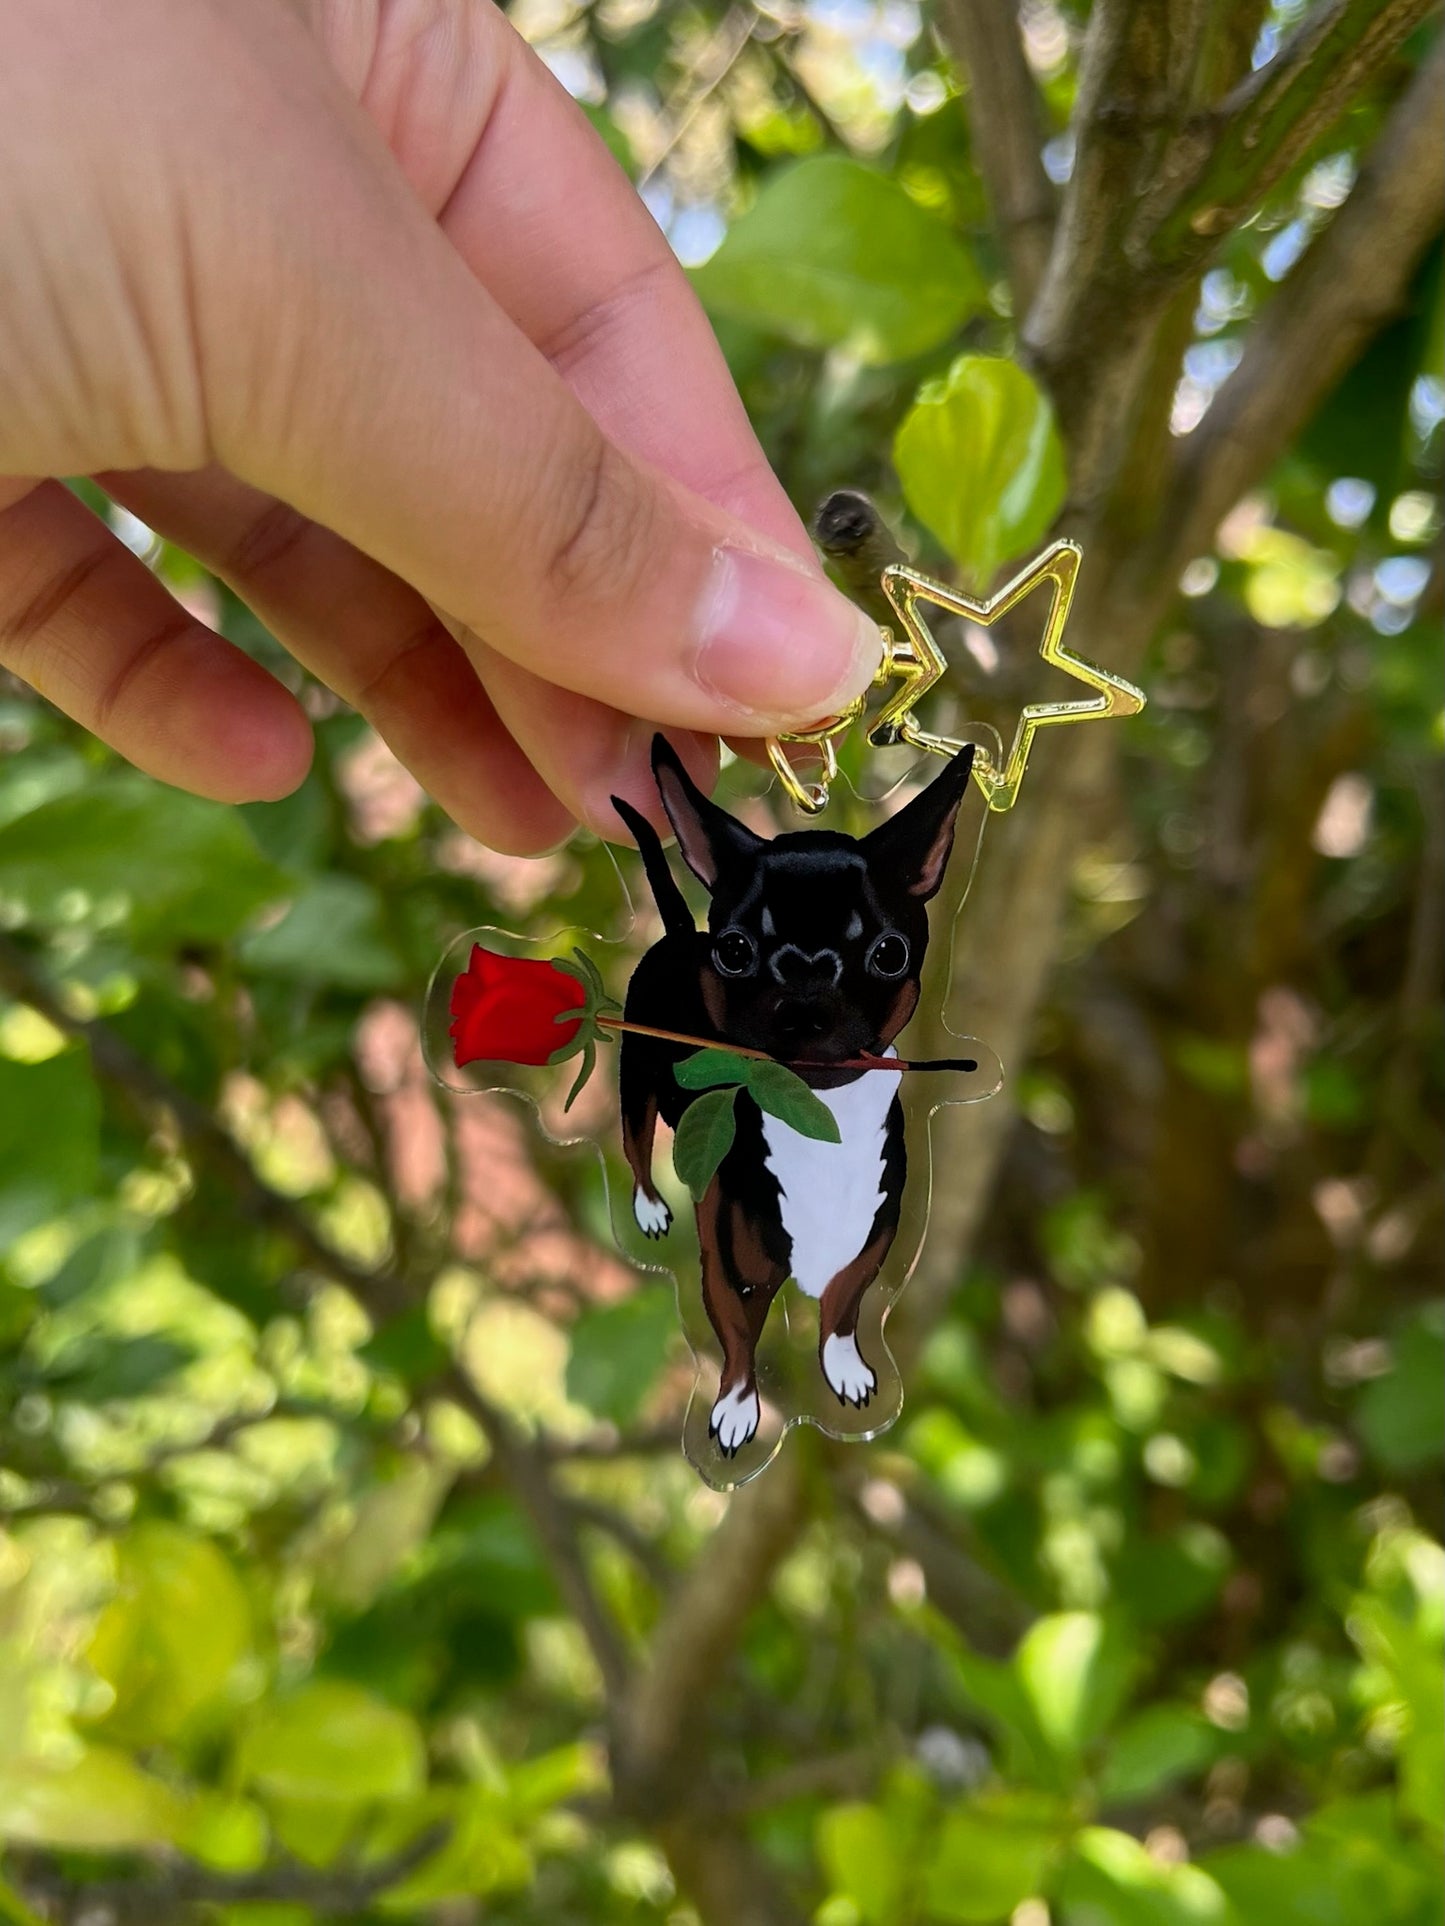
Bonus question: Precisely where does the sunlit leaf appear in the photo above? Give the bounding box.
[87,1522,255,1745]
[894,355,1066,584]
[1238,526,1341,628]
[817,1801,906,1926]
[693,155,984,365]
[0,774,289,940]
[0,1744,183,1850]
[923,1793,1065,1923]
[325,1459,454,1612]
[235,1680,427,1805]
[1015,1613,1135,1761]
[1062,1826,1232,1925]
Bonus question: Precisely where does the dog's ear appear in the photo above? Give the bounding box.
[650,735,762,892]
[861,743,976,900]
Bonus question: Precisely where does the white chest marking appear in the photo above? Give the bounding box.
[760,1056,896,1298]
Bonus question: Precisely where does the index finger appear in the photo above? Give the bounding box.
[329,2,810,560]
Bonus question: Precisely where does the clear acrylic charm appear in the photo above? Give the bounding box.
[423,730,1003,1490]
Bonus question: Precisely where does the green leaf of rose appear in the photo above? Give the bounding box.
[673,1050,840,1143]
[673,1048,753,1091]
[671,1087,739,1199]
[743,1062,841,1143]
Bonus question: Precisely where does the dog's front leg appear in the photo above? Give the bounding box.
[817,1224,895,1409]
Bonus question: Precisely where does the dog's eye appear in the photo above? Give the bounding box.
[713,928,757,976]
[867,932,910,978]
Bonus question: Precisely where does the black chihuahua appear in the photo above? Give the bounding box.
[612,734,975,1455]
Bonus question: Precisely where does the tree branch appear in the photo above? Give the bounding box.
[447,1369,636,1703]
[1022,0,1222,488]
[1147,0,1440,265]
[932,0,1056,316]
[1024,0,1433,496]
[1159,34,1445,574]
[618,1450,809,1812]
[13,1826,449,1926]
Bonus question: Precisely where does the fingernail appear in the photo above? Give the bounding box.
[694,545,882,726]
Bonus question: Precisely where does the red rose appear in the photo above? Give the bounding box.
[448,945,586,1069]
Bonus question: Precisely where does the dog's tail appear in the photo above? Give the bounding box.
[612,796,695,938]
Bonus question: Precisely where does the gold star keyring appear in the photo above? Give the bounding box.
[872,539,1145,811]
[768,538,1145,815]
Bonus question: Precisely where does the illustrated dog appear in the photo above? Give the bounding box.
[612,735,975,1455]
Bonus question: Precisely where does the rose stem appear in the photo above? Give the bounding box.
[592,1013,976,1076]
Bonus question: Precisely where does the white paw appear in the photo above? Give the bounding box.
[822,1332,877,1408]
[633,1188,672,1238]
[709,1384,760,1456]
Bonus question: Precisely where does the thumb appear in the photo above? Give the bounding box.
[211,74,880,739]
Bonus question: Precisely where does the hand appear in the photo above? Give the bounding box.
[0,0,880,852]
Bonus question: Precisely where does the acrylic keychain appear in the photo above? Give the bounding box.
[422,496,1145,1489]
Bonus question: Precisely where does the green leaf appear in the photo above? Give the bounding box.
[175,1791,270,1873]
[906,1407,1008,1510]
[1347,1579,1445,1838]
[671,1087,739,1199]
[240,773,332,870]
[45,1332,194,1402]
[1205,1796,1441,1926]
[674,1051,841,1141]
[370,1786,533,1906]
[0,744,89,833]
[235,1680,427,1806]
[359,1305,450,1386]
[0,1050,100,1245]
[1014,1613,1135,1762]
[817,1801,906,1926]
[942,1641,1058,1787]
[423,1492,560,1620]
[894,355,1066,585]
[239,874,403,989]
[0,1744,184,1850]
[326,1459,454,1612]
[87,1522,255,1745]
[1356,1304,1445,1473]
[1062,1826,1232,1926]
[505,1743,606,1816]
[693,155,984,366]
[1100,1704,1215,1804]
[1112,1523,1231,1627]
[566,1291,676,1425]
[34,1224,143,1310]
[744,1061,842,1142]
[673,1048,753,1091]
[923,1794,1064,1923]
[0,774,290,941]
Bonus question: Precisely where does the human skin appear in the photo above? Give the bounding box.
[0,0,880,852]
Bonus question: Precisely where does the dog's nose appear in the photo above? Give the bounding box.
[769,945,842,990]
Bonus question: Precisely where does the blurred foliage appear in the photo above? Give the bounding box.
[1,0,1442,1923]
